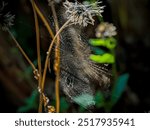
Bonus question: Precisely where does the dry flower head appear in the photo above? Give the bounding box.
[63,0,105,26]
[0,1,15,31]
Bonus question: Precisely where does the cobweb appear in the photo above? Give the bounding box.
[50,5,112,109]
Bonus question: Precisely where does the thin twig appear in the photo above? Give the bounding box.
[8,30,36,71]
[30,0,42,113]
[33,1,54,39]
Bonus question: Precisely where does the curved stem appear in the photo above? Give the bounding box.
[41,19,71,106]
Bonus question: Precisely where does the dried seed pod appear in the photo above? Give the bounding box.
[47,106,56,113]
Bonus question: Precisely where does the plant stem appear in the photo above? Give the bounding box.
[8,30,36,71]
[33,1,54,39]
[40,19,71,110]
[33,0,61,112]
[30,0,42,113]
[50,3,60,113]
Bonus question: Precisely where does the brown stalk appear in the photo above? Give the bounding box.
[33,1,70,112]
[8,30,37,72]
[33,1,54,39]
[41,19,71,110]
[30,0,42,113]
[50,2,60,113]
[32,1,55,112]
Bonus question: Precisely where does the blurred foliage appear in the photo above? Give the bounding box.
[90,38,117,50]
[17,90,39,112]
[89,37,116,64]
[95,91,104,108]
[89,11,129,111]
[60,97,69,113]
[111,73,129,105]
[90,53,115,63]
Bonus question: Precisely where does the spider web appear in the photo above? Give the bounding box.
[59,27,111,108]
[50,5,111,109]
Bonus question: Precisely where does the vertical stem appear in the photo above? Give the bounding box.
[32,0,59,112]
[50,3,60,113]
[33,0,70,112]
[33,1,54,39]
[30,0,42,113]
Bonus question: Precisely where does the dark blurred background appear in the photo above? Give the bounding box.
[0,0,150,112]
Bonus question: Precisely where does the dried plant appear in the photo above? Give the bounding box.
[63,0,105,26]
[0,1,15,31]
